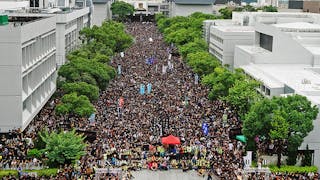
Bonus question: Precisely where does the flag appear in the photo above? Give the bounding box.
[117,65,122,75]
[202,122,209,136]
[147,83,152,94]
[118,97,124,108]
[89,113,95,124]
[140,84,145,95]
[195,74,199,85]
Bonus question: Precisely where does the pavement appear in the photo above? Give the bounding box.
[131,169,219,180]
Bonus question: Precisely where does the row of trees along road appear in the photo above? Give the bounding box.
[25,2,136,170]
[156,12,319,168]
[56,20,133,118]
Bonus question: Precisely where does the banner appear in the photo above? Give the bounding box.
[140,84,145,95]
[117,65,122,75]
[202,122,209,136]
[147,83,152,94]
[118,97,124,108]
[195,74,199,85]
[89,113,95,124]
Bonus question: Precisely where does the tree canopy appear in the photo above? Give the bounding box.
[61,82,99,102]
[243,94,318,165]
[40,130,87,167]
[55,93,95,117]
[111,1,135,21]
[186,52,220,76]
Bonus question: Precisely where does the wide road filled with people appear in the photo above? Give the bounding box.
[0,22,244,179]
[88,21,244,179]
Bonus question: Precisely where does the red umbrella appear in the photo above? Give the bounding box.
[161,135,181,145]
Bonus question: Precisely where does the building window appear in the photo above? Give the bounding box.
[30,0,39,7]
[266,88,271,96]
[259,33,273,52]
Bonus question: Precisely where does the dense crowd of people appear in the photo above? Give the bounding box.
[0,21,319,180]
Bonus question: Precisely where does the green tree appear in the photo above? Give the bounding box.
[186,52,220,76]
[58,59,115,90]
[111,1,135,21]
[263,5,278,12]
[269,110,290,167]
[223,78,260,117]
[179,39,208,59]
[40,130,87,167]
[61,82,99,102]
[243,95,318,165]
[55,93,95,117]
[202,67,244,100]
[219,7,233,19]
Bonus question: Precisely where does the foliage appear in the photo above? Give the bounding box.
[269,166,318,173]
[61,82,99,102]
[269,110,289,140]
[201,67,245,100]
[219,7,233,19]
[58,59,115,90]
[186,52,220,76]
[27,149,43,159]
[179,39,208,59]
[0,170,18,178]
[40,130,87,167]
[80,21,133,53]
[155,13,166,22]
[25,169,58,177]
[223,78,260,117]
[262,5,278,12]
[243,95,319,163]
[111,1,135,20]
[55,93,95,117]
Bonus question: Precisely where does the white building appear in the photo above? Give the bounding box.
[171,0,214,17]
[0,1,29,12]
[0,14,57,132]
[233,19,320,171]
[119,0,170,17]
[204,11,320,171]
[0,0,92,132]
[204,19,254,68]
[55,7,91,66]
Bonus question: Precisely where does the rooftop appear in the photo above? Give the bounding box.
[240,63,320,105]
[214,25,255,32]
[174,0,214,5]
[273,22,320,32]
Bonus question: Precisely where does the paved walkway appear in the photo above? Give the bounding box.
[131,169,219,180]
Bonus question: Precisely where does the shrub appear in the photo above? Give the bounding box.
[269,166,318,173]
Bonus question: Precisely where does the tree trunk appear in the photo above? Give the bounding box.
[277,144,282,168]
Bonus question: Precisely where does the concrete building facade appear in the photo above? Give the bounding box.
[55,7,90,66]
[171,0,215,17]
[204,12,320,171]
[0,15,57,132]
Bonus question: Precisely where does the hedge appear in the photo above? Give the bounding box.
[0,168,58,178]
[269,166,318,173]
[0,170,18,178]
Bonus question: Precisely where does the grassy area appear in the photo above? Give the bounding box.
[269,166,318,173]
[0,168,58,178]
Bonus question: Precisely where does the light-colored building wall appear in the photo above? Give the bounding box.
[172,4,213,17]
[233,19,320,171]
[55,7,90,66]
[209,25,254,68]
[0,15,57,132]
